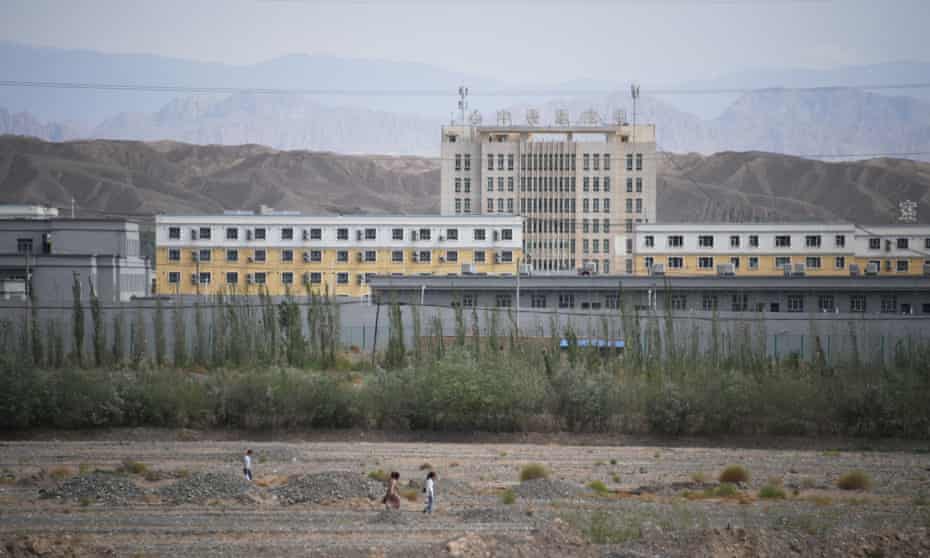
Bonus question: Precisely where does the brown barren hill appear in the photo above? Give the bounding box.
[1,135,929,223]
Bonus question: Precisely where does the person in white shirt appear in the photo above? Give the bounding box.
[422,471,436,514]
[243,449,253,481]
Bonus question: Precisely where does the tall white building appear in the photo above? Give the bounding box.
[439,117,656,274]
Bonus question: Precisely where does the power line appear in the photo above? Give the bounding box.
[3,79,930,97]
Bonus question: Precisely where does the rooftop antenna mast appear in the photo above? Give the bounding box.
[458,85,469,126]
[630,83,640,139]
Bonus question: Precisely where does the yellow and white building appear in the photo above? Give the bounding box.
[633,223,930,277]
[155,212,523,296]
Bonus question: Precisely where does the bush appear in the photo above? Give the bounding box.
[719,465,749,484]
[691,472,707,483]
[400,488,418,502]
[587,480,609,495]
[714,483,740,498]
[758,484,786,499]
[120,460,147,475]
[49,466,74,480]
[368,469,389,483]
[419,463,433,471]
[837,470,872,491]
[519,463,549,482]
[500,488,516,505]
[611,473,621,484]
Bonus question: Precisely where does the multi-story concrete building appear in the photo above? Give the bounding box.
[633,223,930,278]
[0,206,151,302]
[439,120,656,275]
[154,211,523,297]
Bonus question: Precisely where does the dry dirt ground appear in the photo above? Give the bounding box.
[1,432,929,557]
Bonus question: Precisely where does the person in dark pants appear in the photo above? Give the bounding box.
[422,471,436,514]
[243,449,253,481]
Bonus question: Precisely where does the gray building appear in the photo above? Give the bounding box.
[0,207,151,303]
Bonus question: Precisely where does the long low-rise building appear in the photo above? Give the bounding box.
[632,223,930,278]
[368,274,930,315]
[154,211,524,296]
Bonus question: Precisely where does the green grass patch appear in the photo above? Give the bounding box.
[119,460,148,475]
[758,484,786,499]
[587,480,609,495]
[368,469,389,483]
[837,470,871,491]
[718,465,749,484]
[713,483,740,498]
[519,463,549,482]
[611,473,621,484]
[691,472,707,483]
[500,488,516,505]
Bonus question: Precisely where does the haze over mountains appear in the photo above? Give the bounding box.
[2,136,927,225]
[2,41,930,158]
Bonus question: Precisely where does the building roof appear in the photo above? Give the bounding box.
[156,214,523,226]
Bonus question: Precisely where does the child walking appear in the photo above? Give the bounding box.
[383,472,401,509]
[422,471,436,514]
[243,449,253,481]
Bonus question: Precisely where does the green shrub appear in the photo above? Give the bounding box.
[611,473,621,484]
[419,463,433,471]
[718,465,749,484]
[500,488,516,505]
[587,480,609,495]
[368,469,389,483]
[519,463,549,482]
[837,470,872,491]
[758,484,786,499]
[609,459,617,465]
[714,483,740,498]
[120,460,147,475]
[691,472,707,483]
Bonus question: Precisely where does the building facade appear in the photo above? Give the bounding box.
[0,208,151,303]
[439,121,656,275]
[154,213,523,297]
[633,223,930,278]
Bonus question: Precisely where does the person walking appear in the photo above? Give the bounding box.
[422,471,436,514]
[243,449,253,481]
[382,471,401,510]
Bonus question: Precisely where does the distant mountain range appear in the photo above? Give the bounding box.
[2,136,927,225]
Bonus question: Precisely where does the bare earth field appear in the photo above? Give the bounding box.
[1,432,929,557]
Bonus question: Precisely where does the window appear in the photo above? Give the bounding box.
[583,153,590,170]
[227,249,238,262]
[454,154,461,171]
[643,256,653,269]
[507,198,514,213]
[668,256,683,269]
[391,250,403,263]
[897,238,909,249]
[507,154,514,170]
[364,250,377,262]
[497,198,504,212]
[199,227,212,240]
[281,227,294,240]
[626,153,633,170]
[869,237,880,250]
[730,235,740,248]
[668,235,683,248]
[226,228,238,240]
[626,178,633,193]
[603,198,610,212]
[199,272,212,285]
[531,294,547,308]
[310,250,322,262]
[168,227,181,240]
[583,199,589,213]
[730,256,740,269]
[698,235,714,248]
[464,199,471,213]
[625,199,633,213]
[495,294,512,308]
[805,235,821,248]
[310,228,322,240]
[593,177,600,192]
[926,238,930,249]
[635,199,642,213]
[254,228,266,240]
[419,228,431,240]
[635,177,642,192]
[896,259,909,272]
[603,177,610,192]
[418,250,431,263]
[645,235,655,247]
[198,249,211,262]
[497,177,504,192]
[474,250,485,263]
[775,235,791,247]
[583,239,589,254]
[337,250,349,263]
[698,256,714,269]
[501,228,513,241]
[805,256,821,269]
[365,228,376,240]
[487,154,493,170]
[592,199,600,212]
[487,198,494,213]
[559,294,575,308]
[583,219,590,233]
[775,256,791,269]
[881,295,897,314]
[850,295,866,313]
[463,178,471,193]
[309,272,322,284]
[603,220,610,233]
[749,235,759,248]
[702,295,718,311]
[500,251,513,263]
[464,154,471,171]
[835,235,845,247]
[455,199,462,213]
[337,228,349,240]
[635,153,643,170]
[835,256,845,269]
[445,251,458,263]
[337,272,349,284]
[670,295,687,310]
[282,272,294,285]
[818,295,835,312]
[253,249,266,262]
[497,154,504,171]
[507,177,514,192]
[282,249,293,262]
[593,239,600,253]
[583,177,589,192]
[604,154,610,170]
[731,294,748,312]
[487,177,493,192]
[391,228,403,241]
[168,248,181,262]
[787,295,804,312]
[168,272,180,284]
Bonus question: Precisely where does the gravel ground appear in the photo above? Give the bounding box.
[0,434,928,556]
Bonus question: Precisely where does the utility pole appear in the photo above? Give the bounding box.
[515,257,521,338]
[71,197,75,218]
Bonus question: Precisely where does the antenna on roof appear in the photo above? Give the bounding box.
[457,85,469,126]
[525,108,539,126]
[631,83,640,140]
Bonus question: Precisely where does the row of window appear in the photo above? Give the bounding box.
[169,248,514,265]
[672,294,925,314]
[645,254,923,272]
[455,152,647,173]
[168,226,512,242]
[646,234,930,250]
[581,238,610,255]
[169,271,369,286]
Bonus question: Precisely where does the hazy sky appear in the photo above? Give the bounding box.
[4,0,930,85]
